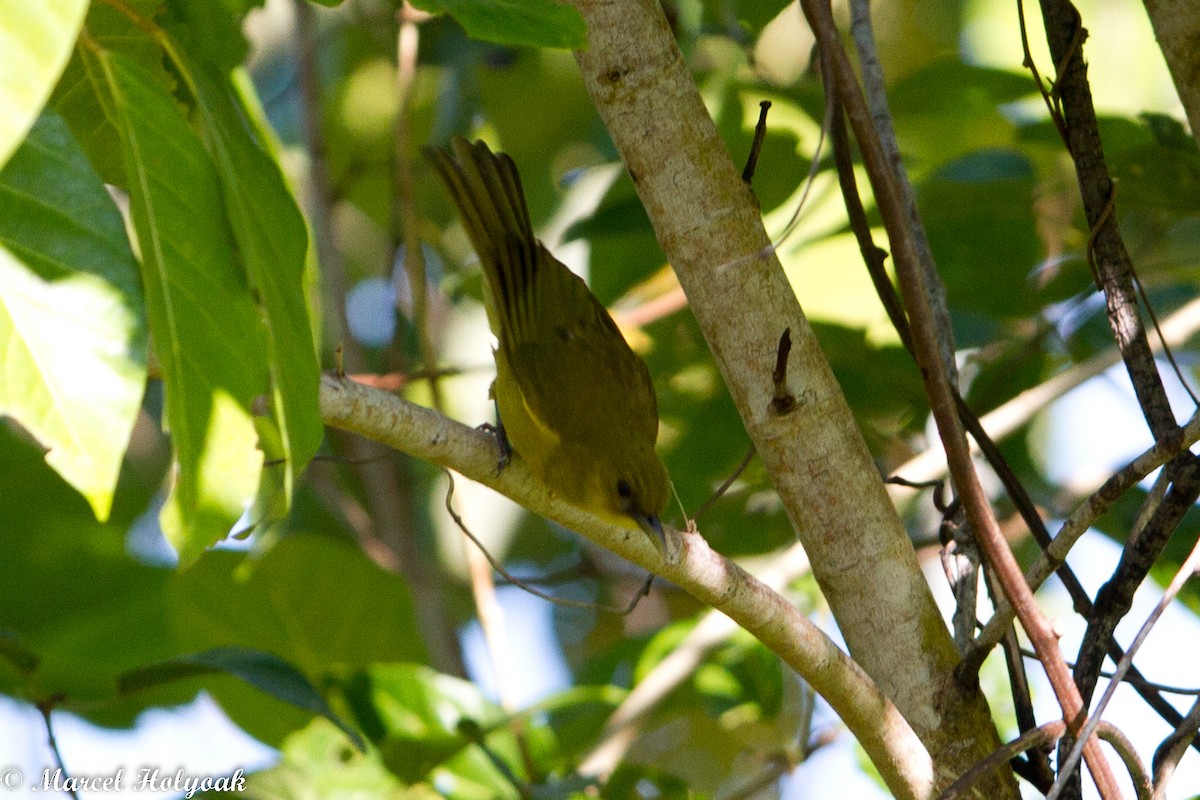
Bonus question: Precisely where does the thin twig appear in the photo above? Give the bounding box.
[848,0,957,381]
[1049,535,1200,799]
[1133,272,1199,408]
[38,699,78,800]
[442,470,652,616]
[1016,0,1068,145]
[939,720,1149,800]
[801,0,1118,792]
[692,445,757,521]
[1152,698,1200,799]
[742,100,772,184]
[1019,647,1200,697]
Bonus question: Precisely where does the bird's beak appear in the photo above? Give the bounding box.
[636,513,667,556]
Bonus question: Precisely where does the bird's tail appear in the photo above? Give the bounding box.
[427,138,540,333]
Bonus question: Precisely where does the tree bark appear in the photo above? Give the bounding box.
[568,0,1015,795]
[1143,0,1200,148]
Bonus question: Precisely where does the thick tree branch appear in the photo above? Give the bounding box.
[578,543,812,777]
[567,0,1010,793]
[319,375,933,800]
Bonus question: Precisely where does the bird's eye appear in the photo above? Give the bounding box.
[617,479,633,499]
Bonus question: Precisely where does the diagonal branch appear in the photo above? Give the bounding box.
[800,0,1117,795]
[319,375,933,799]
[578,543,812,778]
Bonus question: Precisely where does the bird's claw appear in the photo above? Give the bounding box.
[477,422,512,474]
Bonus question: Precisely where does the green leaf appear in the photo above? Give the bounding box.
[118,646,364,749]
[50,0,171,186]
[84,47,268,564]
[161,0,250,72]
[412,0,587,50]
[0,426,178,717]
[169,535,426,745]
[172,52,323,508]
[0,111,147,521]
[343,663,521,790]
[0,631,41,676]
[236,719,414,800]
[0,0,88,169]
[919,149,1042,321]
[888,57,1032,175]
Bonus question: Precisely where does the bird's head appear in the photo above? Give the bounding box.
[582,445,671,554]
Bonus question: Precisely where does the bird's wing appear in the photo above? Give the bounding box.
[428,138,658,449]
[502,248,659,449]
[427,139,538,337]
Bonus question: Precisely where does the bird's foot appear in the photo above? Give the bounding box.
[477,421,512,474]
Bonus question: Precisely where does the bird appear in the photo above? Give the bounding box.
[428,137,670,552]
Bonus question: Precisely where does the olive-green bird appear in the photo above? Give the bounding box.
[429,138,670,550]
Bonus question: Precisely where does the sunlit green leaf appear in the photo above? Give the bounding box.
[170,53,323,509]
[0,111,147,520]
[343,663,521,792]
[412,0,587,50]
[0,0,88,169]
[237,718,414,800]
[83,47,267,564]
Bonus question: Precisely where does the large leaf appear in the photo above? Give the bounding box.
[919,149,1043,324]
[161,0,251,72]
[118,646,363,749]
[171,52,323,508]
[0,427,178,720]
[169,534,426,745]
[889,57,1032,176]
[51,0,171,186]
[0,111,147,520]
[411,0,587,50]
[83,47,267,564]
[0,0,88,169]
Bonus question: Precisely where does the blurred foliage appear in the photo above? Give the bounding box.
[1,0,1199,796]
